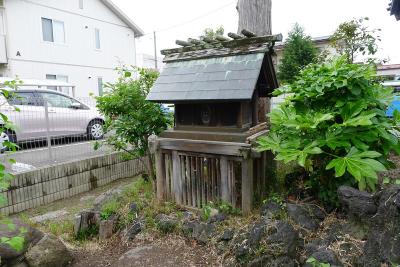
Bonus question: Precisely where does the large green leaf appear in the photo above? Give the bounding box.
[326,148,386,190]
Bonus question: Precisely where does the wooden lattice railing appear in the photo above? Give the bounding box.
[160,151,242,209]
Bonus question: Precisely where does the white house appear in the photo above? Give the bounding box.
[0,0,144,97]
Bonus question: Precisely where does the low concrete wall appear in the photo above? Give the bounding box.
[0,152,145,215]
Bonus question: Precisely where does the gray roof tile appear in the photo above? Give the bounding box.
[146,53,265,102]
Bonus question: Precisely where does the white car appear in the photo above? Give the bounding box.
[0,88,104,150]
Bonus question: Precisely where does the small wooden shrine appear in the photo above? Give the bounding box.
[147,30,282,214]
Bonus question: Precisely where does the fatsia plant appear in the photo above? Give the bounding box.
[257,57,399,203]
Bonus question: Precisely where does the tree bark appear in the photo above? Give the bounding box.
[237,0,272,36]
[237,0,272,124]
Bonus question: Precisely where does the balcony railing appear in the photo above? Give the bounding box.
[0,34,7,64]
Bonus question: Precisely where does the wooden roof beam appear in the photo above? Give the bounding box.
[187,38,204,45]
[201,37,216,43]
[241,29,257,38]
[176,40,192,47]
[215,35,231,42]
[228,32,244,39]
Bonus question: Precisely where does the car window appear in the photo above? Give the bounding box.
[7,92,38,106]
[41,93,75,108]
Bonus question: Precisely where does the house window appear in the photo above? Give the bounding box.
[41,17,65,43]
[94,28,101,49]
[46,74,69,93]
[98,77,103,96]
[79,0,84,9]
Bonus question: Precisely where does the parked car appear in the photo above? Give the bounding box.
[0,88,104,151]
[384,80,400,117]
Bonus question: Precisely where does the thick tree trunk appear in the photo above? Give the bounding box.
[237,0,272,123]
[237,0,272,36]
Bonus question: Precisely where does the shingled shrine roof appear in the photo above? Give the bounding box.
[146,30,282,103]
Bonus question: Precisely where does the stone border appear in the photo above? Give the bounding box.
[0,152,146,215]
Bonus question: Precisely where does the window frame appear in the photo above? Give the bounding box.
[41,17,65,44]
[97,77,103,96]
[94,28,101,50]
[7,91,40,106]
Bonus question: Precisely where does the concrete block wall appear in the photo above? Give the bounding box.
[0,152,145,215]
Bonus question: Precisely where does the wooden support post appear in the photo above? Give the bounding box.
[241,158,254,215]
[220,156,230,203]
[155,150,165,201]
[172,151,182,204]
[261,152,267,199]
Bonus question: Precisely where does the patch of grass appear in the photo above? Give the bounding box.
[100,199,121,220]
[217,202,241,216]
[76,224,99,241]
[47,220,74,236]
[276,161,298,192]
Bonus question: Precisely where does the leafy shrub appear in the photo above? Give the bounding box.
[96,68,171,180]
[257,57,399,205]
[217,202,241,216]
[201,204,213,221]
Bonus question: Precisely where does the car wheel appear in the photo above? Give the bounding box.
[0,130,16,153]
[87,120,104,140]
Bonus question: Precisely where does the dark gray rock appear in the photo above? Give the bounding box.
[232,230,250,259]
[304,240,330,257]
[123,221,143,241]
[129,202,139,215]
[192,222,215,243]
[260,201,283,219]
[305,248,342,267]
[155,214,178,233]
[208,213,226,223]
[25,234,73,267]
[361,186,400,266]
[0,218,43,261]
[182,211,196,221]
[287,203,325,231]
[219,229,235,242]
[338,186,377,222]
[9,261,29,267]
[248,222,266,248]
[248,256,296,267]
[266,221,299,258]
[182,220,196,237]
[235,240,250,259]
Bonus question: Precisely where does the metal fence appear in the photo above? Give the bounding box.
[0,93,112,173]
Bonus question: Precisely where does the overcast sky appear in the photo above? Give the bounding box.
[113,0,400,64]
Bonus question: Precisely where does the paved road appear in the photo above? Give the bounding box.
[0,140,113,173]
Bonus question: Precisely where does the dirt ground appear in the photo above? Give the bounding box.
[17,177,221,267]
[71,235,220,267]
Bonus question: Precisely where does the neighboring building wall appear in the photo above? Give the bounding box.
[273,36,335,67]
[378,64,400,79]
[0,0,138,97]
